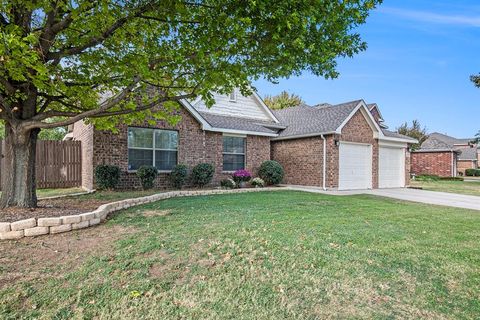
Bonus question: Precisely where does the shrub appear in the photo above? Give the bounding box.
[136,166,158,190]
[232,169,252,183]
[251,177,265,188]
[465,169,476,177]
[440,177,464,181]
[94,165,120,190]
[258,160,284,185]
[220,178,236,189]
[476,169,480,177]
[415,174,440,181]
[169,164,188,189]
[191,163,215,187]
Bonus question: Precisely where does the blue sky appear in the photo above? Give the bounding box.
[253,0,480,138]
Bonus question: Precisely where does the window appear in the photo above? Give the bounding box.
[223,136,245,171]
[229,91,237,102]
[128,127,178,171]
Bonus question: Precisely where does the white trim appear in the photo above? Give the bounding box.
[271,131,336,141]
[368,103,385,122]
[379,136,418,144]
[179,98,279,137]
[251,90,280,123]
[378,140,408,148]
[335,101,381,139]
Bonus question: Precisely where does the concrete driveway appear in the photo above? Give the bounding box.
[284,185,480,211]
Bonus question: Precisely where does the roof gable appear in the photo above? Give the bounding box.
[191,89,279,123]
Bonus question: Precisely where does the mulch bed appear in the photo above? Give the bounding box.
[1,198,109,223]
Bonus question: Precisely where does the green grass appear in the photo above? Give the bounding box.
[37,187,86,198]
[411,179,480,197]
[1,191,480,319]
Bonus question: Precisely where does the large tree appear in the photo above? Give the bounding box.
[264,91,305,110]
[396,120,428,151]
[0,0,380,208]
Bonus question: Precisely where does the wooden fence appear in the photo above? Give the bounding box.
[0,140,82,190]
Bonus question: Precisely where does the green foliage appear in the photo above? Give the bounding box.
[465,169,480,177]
[415,174,440,182]
[94,165,120,190]
[191,163,215,187]
[169,164,188,189]
[263,91,305,110]
[220,178,236,189]
[440,177,464,181]
[0,120,66,140]
[0,0,380,132]
[136,166,158,190]
[251,177,265,188]
[258,160,284,185]
[396,120,429,151]
[471,131,480,144]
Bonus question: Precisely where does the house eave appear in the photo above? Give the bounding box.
[204,127,279,137]
[271,131,336,141]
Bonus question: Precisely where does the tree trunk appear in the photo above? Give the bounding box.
[0,123,39,209]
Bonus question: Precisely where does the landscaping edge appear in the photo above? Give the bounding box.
[0,187,284,241]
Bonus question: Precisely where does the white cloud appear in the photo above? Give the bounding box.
[379,7,480,27]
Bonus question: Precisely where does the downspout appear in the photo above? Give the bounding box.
[321,134,327,190]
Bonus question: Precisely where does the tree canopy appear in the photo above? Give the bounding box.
[0,0,381,132]
[472,131,480,144]
[396,120,428,151]
[264,91,305,110]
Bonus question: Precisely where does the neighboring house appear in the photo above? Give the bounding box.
[69,89,416,190]
[411,132,479,177]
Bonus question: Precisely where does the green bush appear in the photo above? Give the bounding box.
[415,174,440,181]
[94,165,120,190]
[476,169,480,177]
[191,163,215,187]
[258,160,284,185]
[251,177,265,188]
[440,177,464,181]
[169,164,188,189]
[220,178,236,189]
[136,166,158,190]
[465,169,476,177]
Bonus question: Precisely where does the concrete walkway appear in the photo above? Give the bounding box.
[284,185,480,211]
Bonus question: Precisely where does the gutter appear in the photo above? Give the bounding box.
[321,134,327,191]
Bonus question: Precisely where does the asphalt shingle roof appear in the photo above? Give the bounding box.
[420,132,474,151]
[381,129,417,142]
[272,100,361,138]
[198,112,280,135]
[457,147,478,160]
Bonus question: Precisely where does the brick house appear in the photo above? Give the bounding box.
[411,132,479,177]
[69,89,416,190]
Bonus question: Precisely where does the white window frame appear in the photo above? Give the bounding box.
[127,127,178,172]
[229,90,237,102]
[222,134,246,172]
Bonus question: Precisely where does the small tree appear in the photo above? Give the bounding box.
[471,131,480,144]
[396,120,429,151]
[263,91,305,110]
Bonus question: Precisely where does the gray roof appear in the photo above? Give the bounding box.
[272,100,361,139]
[457,147,478,161]
[419,132,475,151]
[198,112,280,135]
[382,129,417,142]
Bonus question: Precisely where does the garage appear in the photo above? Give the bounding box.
[379,146,405,188]
[338,142,372,190]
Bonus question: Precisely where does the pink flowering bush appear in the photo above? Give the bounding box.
[232,169,252,183]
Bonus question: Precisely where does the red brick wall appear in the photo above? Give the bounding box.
[71,120,94,190]
[411,151,454,177]
[457,160,476,175]
[87,106,270,189]
[271,136,324,186]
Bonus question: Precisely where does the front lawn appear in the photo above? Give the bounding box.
[1,191,479,319]
[410,179,480,197]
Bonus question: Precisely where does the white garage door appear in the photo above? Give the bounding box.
[339,142,372,190]
[379,147,405,188]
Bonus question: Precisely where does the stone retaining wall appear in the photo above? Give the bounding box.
[0,188,283,240]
